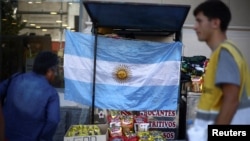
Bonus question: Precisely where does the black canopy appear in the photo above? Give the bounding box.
[83,1,190,36]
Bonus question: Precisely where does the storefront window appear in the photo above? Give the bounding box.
[0,0,88,88]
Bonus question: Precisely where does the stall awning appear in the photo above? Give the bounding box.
[83,1,190,35]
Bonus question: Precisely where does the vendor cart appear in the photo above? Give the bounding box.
[66,1,190,140]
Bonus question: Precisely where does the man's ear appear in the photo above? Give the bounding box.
[211,18,221,29]
[45,69,53,80]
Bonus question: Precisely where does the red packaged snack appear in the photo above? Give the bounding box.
[133,115,148,133]
[124,132,139,141]
[121,115,134,134]
[109,126,123,138]
[109,136,125,141]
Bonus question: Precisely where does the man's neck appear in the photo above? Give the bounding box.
[207,32,227,52]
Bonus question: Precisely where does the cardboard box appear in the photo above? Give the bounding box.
[64,124,108,141]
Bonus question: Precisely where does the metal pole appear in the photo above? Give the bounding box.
[80,0,95,124]
[79,0,84,32]
[91,25,98,124]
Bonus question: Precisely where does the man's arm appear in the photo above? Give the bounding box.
[40,92,60,141]
[215,83,240,124]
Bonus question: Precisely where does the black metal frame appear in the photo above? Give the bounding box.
[82,1,190,139]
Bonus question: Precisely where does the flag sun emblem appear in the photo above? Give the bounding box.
[112,64,132,83]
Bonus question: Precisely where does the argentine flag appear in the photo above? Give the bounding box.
[64,30,182,110]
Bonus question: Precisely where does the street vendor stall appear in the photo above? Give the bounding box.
[63,1,190,141]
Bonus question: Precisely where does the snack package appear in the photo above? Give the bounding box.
[124,132,139,141]
[109,126,123,138]
[137,131,154,141]
[121,115,134,134]
[137,123,149,132]
[65,125,101,137]
[149,131,165,141]
[108,110,123,137]
[109,136,125,141]
[134,115,149,133]
[191,76,203,92]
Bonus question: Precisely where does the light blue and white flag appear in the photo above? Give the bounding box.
[64,30,182,110]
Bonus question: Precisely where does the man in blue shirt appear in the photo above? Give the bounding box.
[0,51,60,141]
